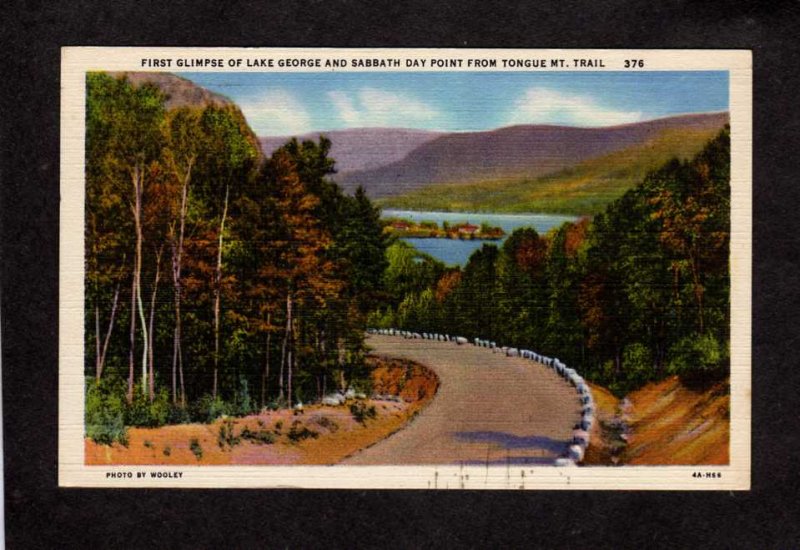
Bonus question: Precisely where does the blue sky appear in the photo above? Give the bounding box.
[183,71,728,136]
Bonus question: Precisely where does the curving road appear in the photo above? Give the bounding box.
[343,335,581,465]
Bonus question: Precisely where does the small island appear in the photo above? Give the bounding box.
[383,218,505,240]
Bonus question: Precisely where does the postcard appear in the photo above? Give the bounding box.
[59,47,751,489]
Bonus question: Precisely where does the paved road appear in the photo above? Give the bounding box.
[343,335,581,465]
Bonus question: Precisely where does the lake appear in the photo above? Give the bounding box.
[382,209,578,266]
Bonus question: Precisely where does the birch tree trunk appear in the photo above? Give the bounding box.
[690,251,705,334]
[96,282,120,382]
[95,304,101,380]
[170,239,186,406]
[287,294,293,408]
[148,246,163,402]
[171,159,192,406]
[212,184,230,399]
[134,166,149,396]
[127,163,143,404]
[128,263,136,403]
[178,346,186,408]
[261,313,271,408]
[279,321,287,401]
[171,240,180,403]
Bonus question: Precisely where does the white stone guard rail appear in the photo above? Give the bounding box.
[367,327,594,467]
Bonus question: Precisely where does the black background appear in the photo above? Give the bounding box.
[2,1,799,547]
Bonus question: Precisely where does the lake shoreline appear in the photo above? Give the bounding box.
[381,209,579,266]
[382,208,582,220]
[391,235,503,240]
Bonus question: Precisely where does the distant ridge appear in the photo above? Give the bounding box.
[336,113,730,198]
[259,128,442,175]
[379,119,729,215]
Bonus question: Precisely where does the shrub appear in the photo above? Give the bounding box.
[189,438,203,461]
[311,415,339,433]
[190,395,234,424]
[350,378,374,398]
[350,402,377,425]
[621,342,655,389]
[667,334,728,386]
[287,420,319,443]
[596,360,626,398]
[85,377,128,446]
[366,307,395,329]
[167,404,191,425]
[163,446,171,457]
[125,395,151,427]
[235,377,256,417]
[217,419,240,450]
[125,388,170,428]
[240,426,276,445]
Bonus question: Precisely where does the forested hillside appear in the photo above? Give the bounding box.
[379,126,724,215]
[85,73,387,443]
[369,128,731,395]
[340,113,728,200]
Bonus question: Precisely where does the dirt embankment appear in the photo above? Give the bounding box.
[85,356,439,466]
[583,376,730,466]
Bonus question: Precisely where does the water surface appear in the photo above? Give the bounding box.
[383,209,578,266]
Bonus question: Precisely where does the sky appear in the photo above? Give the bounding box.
[183,71,729,137]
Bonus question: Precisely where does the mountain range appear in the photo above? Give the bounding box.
[259,113,728,203]
[259,128,442,175]
[338,113,728,198]
[113,72,729,215]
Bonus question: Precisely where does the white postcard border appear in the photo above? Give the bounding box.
[59,47,752,489]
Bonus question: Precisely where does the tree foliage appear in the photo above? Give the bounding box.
[376,128,731,395]
[85,73,388,440]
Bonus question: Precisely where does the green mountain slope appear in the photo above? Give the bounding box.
[378,127,723,216]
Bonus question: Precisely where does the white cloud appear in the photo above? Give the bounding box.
[327,91,361,127]
[327,88,442,128]
[508,88,643,127]
[238,89,312,136]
